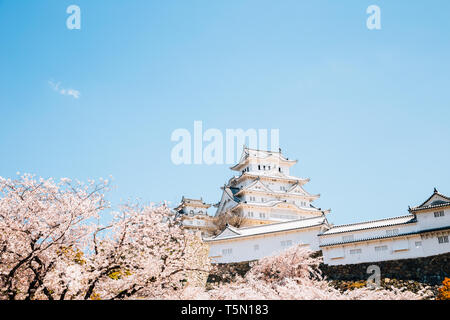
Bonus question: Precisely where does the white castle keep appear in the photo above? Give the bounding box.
[174,147,450,265]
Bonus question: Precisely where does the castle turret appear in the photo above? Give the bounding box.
[174,197,215,236]
[215,146,330,226]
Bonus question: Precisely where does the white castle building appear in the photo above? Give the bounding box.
[174,197,215,236]
[320,189,450,265]
[214,147,330,226]
[204,147,331,263]
[176,147,450,265]
[204,216,328,263]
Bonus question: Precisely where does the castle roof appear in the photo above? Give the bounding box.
[204,216,328,242]
[221,185,241,203]
[229,172,310,185]
[319,214,417,236]
[231,199,327,214]
[233,179,319,200]
[320,225,450,247]
[174,196,211,212]
[230,147,297,171]
[409,188,450,212]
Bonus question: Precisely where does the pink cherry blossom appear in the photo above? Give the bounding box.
[0,174,210,300]
[0,174,432,300]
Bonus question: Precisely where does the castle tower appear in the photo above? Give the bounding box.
[215,147,330,227]
[174,197,215,236]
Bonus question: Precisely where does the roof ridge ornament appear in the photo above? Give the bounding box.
[434,187,438,193]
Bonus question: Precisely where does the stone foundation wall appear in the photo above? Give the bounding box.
[207,252,449,286]
[207,261,253,284]
[319,252,449,285]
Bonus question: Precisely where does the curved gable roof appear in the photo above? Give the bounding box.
[410,189,450,212]
[205,216,328,242]
[230,147,297,171]
[320,214,416,236]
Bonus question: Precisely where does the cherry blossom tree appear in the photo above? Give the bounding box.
[0,174,108,300]
[80,204,211,300]
[0,174,434,300]
[202,246,432,300]
[212,211,247,235]
[0,174,210,300]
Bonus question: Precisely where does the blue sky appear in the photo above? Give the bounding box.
[0,1,449,225]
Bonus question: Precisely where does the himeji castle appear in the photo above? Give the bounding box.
[176,147,331,262]
[213,147,330,226]
[174,147,450,265]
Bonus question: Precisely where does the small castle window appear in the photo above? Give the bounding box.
[222,248,233,255]
[254,244,259,251]
[281,240,293,247]
[349,249,362,254]
[434,211,445,218]
[342,235,354,242]
[386,229,399,236]
[438,236,449,244]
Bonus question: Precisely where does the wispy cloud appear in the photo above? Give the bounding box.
[48,80,80,99]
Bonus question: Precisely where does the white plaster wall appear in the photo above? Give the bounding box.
[183,218,214,228]
[322,234,450,266]
[183,205,208,215]
[319,220,419,247]
[415,208,450,229]
[421,234,450,256]
[208,227,322,263]
[320,209,450,250]
[239,206,319,223]
[236,178,294,192]
[321,208,450,266]
[242,192,312,207]
[246,160,291,176]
